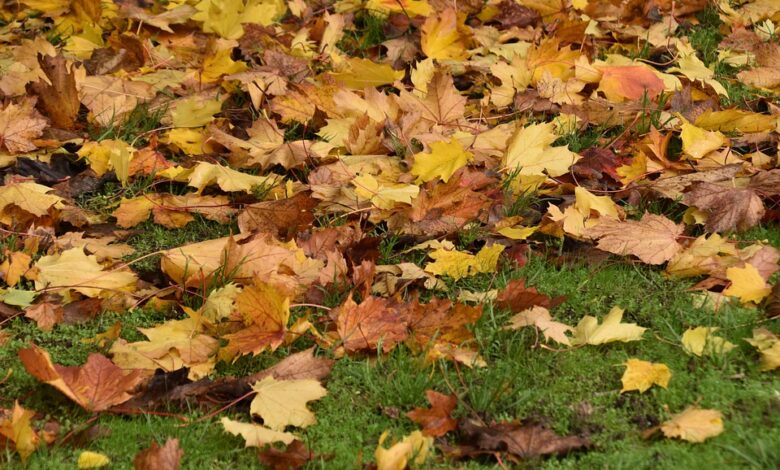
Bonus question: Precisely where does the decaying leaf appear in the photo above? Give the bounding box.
[19,345,143,411]
[504,306,572,346]
[133,438,183,470]
[0,402,40,462]
[406,390,458,437]
[683,182,764,233]
[587,213,683,265]
[453,419,589,459]
[745,328,780,371]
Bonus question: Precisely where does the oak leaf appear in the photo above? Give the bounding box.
[586,213,683,265]
[683,182,764,233]
[249,376,327,431]
[570,306,645,345]
[19,345,143,411]
[620,359,671,393]
[221,417,295,447]
[504,306,572,345]
[661,407,723,443]
[406,390,458,437]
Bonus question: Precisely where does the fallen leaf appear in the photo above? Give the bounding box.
[683,182,764,233]
[597,65,665,102]
[420,8,467,60]
[0,99,47,154]
[19,344,143,411]
[586,213,683,264]
[620,359,671,393]
[661,407,723,443]
[0,402,39,462]
[504,122,581,177]
[504,306,572,346]
[406,390,458,437]
[34,247,138,298]
[133,438,183,470]
[424,244,505,280]
[221,282,290,359]
[27,54,80,129]
[681,327,736,356]
[570,306,646,346]
[221,417,295,447]
[250,376,327,431]
[494,278,566,312]
[745,328,780,371]
[723,263,772,304]
[375,430,433,470]
[411,138,473,183]
[24,302,64,331]
[77,451,111,468]
[455,419,589,459]
[680,121,729,159]
[257,440,313,470]
[331,295,408,353]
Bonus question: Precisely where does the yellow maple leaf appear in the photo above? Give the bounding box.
[375,430,433,470]
[0,402,39,462]
[504,306,572,345]
[680,121,729,160]
[620,359,671,393]
[490,56,532,107]
[250,376,327,431]
[420,8,467,60]
[0,181,64,219]
[353,174,419,210]
[570,306,646,346]
[504,122,581,177]
[34,248,137,298]
[221,417,295,447]
[661,407,724,443]
[201,46,247,83]
[77,451,110,469]
[163,128,207,155]
[194,0,286,39]
[184,162,280,193]
[411,138,474,183]
[170,96,223,128]
[681,327,735,357]
[745,328,780,371]
[695,109,778,133]
[574,186,621,219]
[723,264,772,304]
[425,245,505,280]
[330,57,405,89]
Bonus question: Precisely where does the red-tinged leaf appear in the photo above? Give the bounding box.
[133,438,183,470]
[495,279,565,313]
[331,295,408,353]
[257,440,313,470]
[406,390,458,437]
[19,345,142,412]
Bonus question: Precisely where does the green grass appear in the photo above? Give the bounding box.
[3,228,779,468]
[88,104,167,146]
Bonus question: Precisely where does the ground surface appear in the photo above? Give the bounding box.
[1,1,780,469]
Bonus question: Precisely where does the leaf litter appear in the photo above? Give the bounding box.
[0,0,779,467]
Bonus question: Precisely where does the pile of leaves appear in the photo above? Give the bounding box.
[1,0,780,467]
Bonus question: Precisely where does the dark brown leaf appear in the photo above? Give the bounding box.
[27,55,79,130]
[495,279,565,313]
[238,192,317,239]
[683,182,765,232]
[134,438,183,470]
[455,419,589,459]
[257,440,313,470]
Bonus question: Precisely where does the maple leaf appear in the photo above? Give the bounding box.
[221,282,290,359]
[0,99,47,154]
[183,162,280,193]
[0,402,39,462]
[375,430,433,470]
[411,138,474,183]
[19,344,143,411]
[78,451,110,468]
[33,247,138,298]
[27,54,80,129]
[420,8,468,60]
[504,306,572,346]
[680,121,730,159]
[331,295,408,353]
[353,174,420,210]
[456,419,589,459]
[330,57,405,89]
[77,75,155,127]
[570,306,646,346]
[25,302,64,331]
[681,327,735,357]
[683,182,764,233]
[257,440,313,470]
[661,407,724,443]
[1,251,32,286]
[586,213,683,265]
[249,376,327,431]
[724,263,772,304]
[424,244,505,280]
[398,71,465,126]
[406,390,458,437]
[406,299,482,359]
[597,65,665,102]
[504,122,581,177]
[494,278,566,312]
[221,417,295,447]
[620,359,671,393]
[133,438,183,470]
[745,328,780,371]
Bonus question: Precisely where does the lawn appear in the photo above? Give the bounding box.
[1,1,780,469]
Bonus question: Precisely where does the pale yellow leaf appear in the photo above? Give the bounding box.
[504,122,580,177]
[504,306,572,345]
[681,327,735,357]
[220,417,295,447]
[249,376,327,431]
[571,306,646,346]
[375,430,433,470]
[661,407,723,443]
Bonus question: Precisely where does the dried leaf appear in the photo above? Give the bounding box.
[620,359,671,393]
[504,306,572,346]
[249,376,327,431]
[570,306,646,345]
[661,407,723,443]
[133,438,183,470]
[406,390,458,437]
[587,213,683,264]
[683,182,764,233]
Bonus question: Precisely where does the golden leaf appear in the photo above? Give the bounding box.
[661,407,724,443]
[620,359,671,393]
[570,306,646,346]
[249,376,327,431]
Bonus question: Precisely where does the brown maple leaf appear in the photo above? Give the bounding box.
[133,438,183,470]
[27,54,80,130]
[406,390,458,437]
[454,419,589,459]
[19,344,142,412]
[398,71,466,126]
[0,99,48,154]
[683,182,765,232]
[495,279,566,313]
[331,295,408,353]
[749,169,780,197]
[222,282,290,359]
[257,440,313,470]
[586,213,683,264]
[406,298,482,348]
[238,192,318,239]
